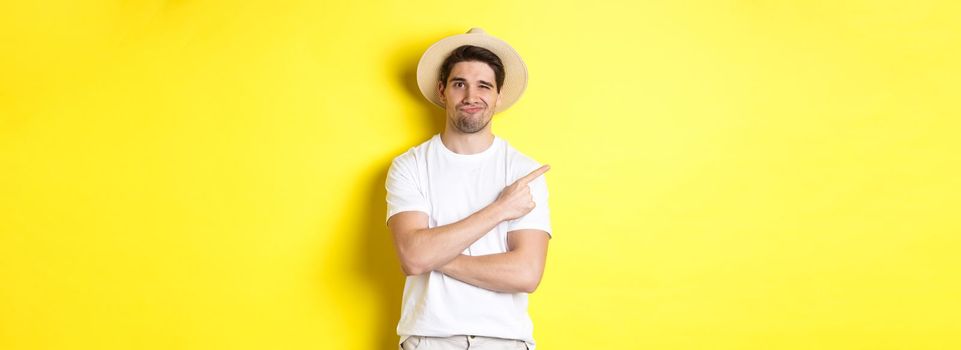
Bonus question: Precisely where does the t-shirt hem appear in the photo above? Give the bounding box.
[506,226,553,238]
[386,208,430,224]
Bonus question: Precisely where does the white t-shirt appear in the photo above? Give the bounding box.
[385,134,552,350]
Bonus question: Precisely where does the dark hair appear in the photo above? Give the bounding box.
[438,45,505,92]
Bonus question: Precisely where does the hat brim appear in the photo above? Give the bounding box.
[416,31,527,114]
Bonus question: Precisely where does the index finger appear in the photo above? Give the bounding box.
[516,164,551,186]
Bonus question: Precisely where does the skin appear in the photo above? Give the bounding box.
[387,61,551,293]
[438,60,501,154]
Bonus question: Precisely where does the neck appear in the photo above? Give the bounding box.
[440,127,495,155]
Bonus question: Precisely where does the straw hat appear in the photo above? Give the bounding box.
[416,28,528,113]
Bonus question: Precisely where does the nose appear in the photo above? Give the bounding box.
[463,87,479,103]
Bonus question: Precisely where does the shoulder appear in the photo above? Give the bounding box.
[390,136,434,169]
[502,139,544,177]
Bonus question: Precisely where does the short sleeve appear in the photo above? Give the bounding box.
[507,169,552,237]
[385,154,429,224]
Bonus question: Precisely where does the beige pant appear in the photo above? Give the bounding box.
[400,335,529,350]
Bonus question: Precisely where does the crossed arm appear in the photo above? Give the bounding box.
[387,165,551,294]
[437,229,549,293]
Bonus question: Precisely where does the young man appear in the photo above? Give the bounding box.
[385,28,552,350]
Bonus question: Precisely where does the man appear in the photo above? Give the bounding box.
[385,28,552,350]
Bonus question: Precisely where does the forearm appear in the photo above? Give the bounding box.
[404,204,505,274]
[438,251,539,294]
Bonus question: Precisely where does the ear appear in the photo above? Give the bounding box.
[494,90,502,109]
[437,81,446,105]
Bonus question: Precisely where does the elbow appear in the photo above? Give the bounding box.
[401,263,428,276]
[521,279,540,294]
[520,270,544,293]
[395,242,425,276]
[396,230,433,276]
[399,254,431,276]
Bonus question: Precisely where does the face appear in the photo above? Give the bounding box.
[438,61,502,134]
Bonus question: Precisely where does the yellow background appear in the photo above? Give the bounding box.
[2,1,959,349]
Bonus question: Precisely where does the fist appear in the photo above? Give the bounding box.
[494,164,550,221]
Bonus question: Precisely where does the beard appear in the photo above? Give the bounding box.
[452,111,491,134]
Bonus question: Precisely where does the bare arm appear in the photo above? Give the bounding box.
[388,207,503,276]
[388,165,551,276]
[438,229,550,293]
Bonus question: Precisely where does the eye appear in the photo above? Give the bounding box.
[454,82,464,88]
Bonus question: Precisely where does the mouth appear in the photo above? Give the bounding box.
[460,106,484,114]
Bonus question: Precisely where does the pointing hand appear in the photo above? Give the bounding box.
[493,164,550,221]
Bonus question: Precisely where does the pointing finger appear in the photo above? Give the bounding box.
[516,164,551,186]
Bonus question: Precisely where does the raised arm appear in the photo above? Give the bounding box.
[388,165,551,276]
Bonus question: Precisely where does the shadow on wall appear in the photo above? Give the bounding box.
[396,33,449,134]
[357,166,406,350]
